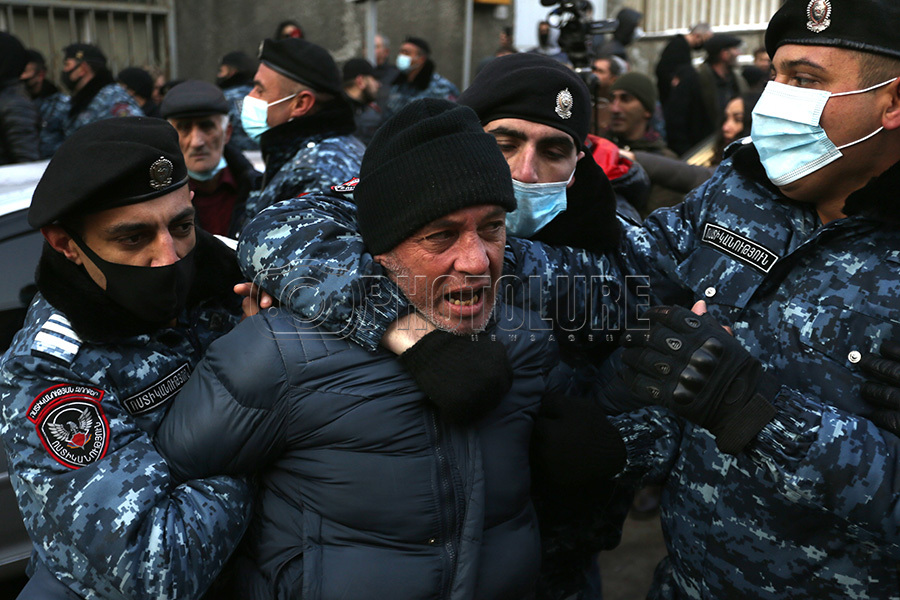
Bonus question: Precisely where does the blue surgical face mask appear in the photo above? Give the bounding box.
[396,54,412,72]
[240,92,298,141]
[751,77,897,186]
[505,170,575,238]
[188,155,227,182]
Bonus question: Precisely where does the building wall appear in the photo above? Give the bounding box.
[174,0,513,91]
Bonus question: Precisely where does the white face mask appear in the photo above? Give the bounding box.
[188,155,228,182]
[751,77,897,186]
[240,92,298,141]
[505,170,575,238]
[396,54,413,72]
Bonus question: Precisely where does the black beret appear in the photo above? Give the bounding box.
[705,34,742,59]
[343,57,374,82]
[117,66,154,100]
[258,38,342,96]
[766,0,900,60]
[160,80,229,119]
[29,117,188,228]
[220,50,257,72]
[404,36,431,56]
[458,53,591,149]
[63,43,106,68]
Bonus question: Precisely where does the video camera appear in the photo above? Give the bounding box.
[542,0,617,70]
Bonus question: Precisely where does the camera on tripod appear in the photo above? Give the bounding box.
[542,0,618,71]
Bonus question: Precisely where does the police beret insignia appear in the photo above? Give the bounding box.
[807,0,832,33]
[149,156,174,190]
[555,88,573,120]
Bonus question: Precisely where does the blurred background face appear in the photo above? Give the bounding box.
[609,90,650,140]
[375,35,389,65]
[721,97,745,146]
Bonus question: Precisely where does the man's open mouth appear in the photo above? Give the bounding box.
[445,289,481,307]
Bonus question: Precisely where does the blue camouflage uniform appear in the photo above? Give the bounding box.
[222,84,258,152]
[242,101,365,223]
[385,61,459,120]
[64,81,143,139]
[0,232,251,600]
[237,137,900,598]
[34,91,69,159]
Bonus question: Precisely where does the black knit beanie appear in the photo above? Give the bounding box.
[355,98,517,255]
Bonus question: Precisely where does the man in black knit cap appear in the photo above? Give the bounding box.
[155,99,630,599]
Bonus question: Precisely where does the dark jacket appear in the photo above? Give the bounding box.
[222,143,262,238]
[655,34,692,105]
[156,307,556,600]
[0,78,39,164]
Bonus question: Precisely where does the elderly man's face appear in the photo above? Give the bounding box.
[485,118,583,185]
[169,115,231,175]
[376,205,506,334]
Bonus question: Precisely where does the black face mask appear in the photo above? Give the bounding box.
[69,231,197,324]
[60,66,80,92]
[538,32,550,46]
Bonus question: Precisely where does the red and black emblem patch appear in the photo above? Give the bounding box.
[110,102,132,117]
[331,177,359,194]
[28,384,109,470]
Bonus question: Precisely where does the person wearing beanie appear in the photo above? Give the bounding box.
[59,43,143,141]
[153,97,629,599]
[608,72,671,154]
[216,50,259,151]
[0,31,39,164]
[235,0,900,598]
[117,66,161,117]
[240,37,365,221]
[161,79,261,238]
[1,116,252,598]
[341,57,383,145]
[384,35,460,120]
[665,32,749,155]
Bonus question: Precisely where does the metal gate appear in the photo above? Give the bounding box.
[0,0,176,81]
[640,0,783,35]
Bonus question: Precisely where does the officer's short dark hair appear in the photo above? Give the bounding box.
[857,51,900,87]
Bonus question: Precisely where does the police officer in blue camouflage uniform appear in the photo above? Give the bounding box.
[216,50,259,152]
[60,44,143,140]
[20,49,70,159]
[385,36,460,120]
[233,2,900,597]
[0,117,251,599]
[240,38,365,222]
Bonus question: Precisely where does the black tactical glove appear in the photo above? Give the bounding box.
[859,340,900,436]
[621,305,777,454]
[531,393,627,495]
[399,329,513,425]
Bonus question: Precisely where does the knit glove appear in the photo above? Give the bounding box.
[859,340,900,436]
[621,305,777,454]
[399,329,513,425]
[531,393,627,495]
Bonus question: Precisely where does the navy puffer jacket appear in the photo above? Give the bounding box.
[156,306,556,600]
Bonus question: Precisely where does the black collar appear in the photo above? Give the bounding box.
[68,69,115,118]
[731,142,900,225]
[36,229,243,343]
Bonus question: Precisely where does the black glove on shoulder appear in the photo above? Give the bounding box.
[531,393,627,496]
[399,329,513,425]
[859,339,900,436]
[621,305,777,454]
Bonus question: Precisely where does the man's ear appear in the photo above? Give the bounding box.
[288,90,316,119]
[882,78,900,131]
[41,225,83,264]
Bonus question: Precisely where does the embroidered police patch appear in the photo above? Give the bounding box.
[331,177,359,194]
[806,0,832,33]
[123,363,191,416]
[702,223,779,273]
[28,384,109,470]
